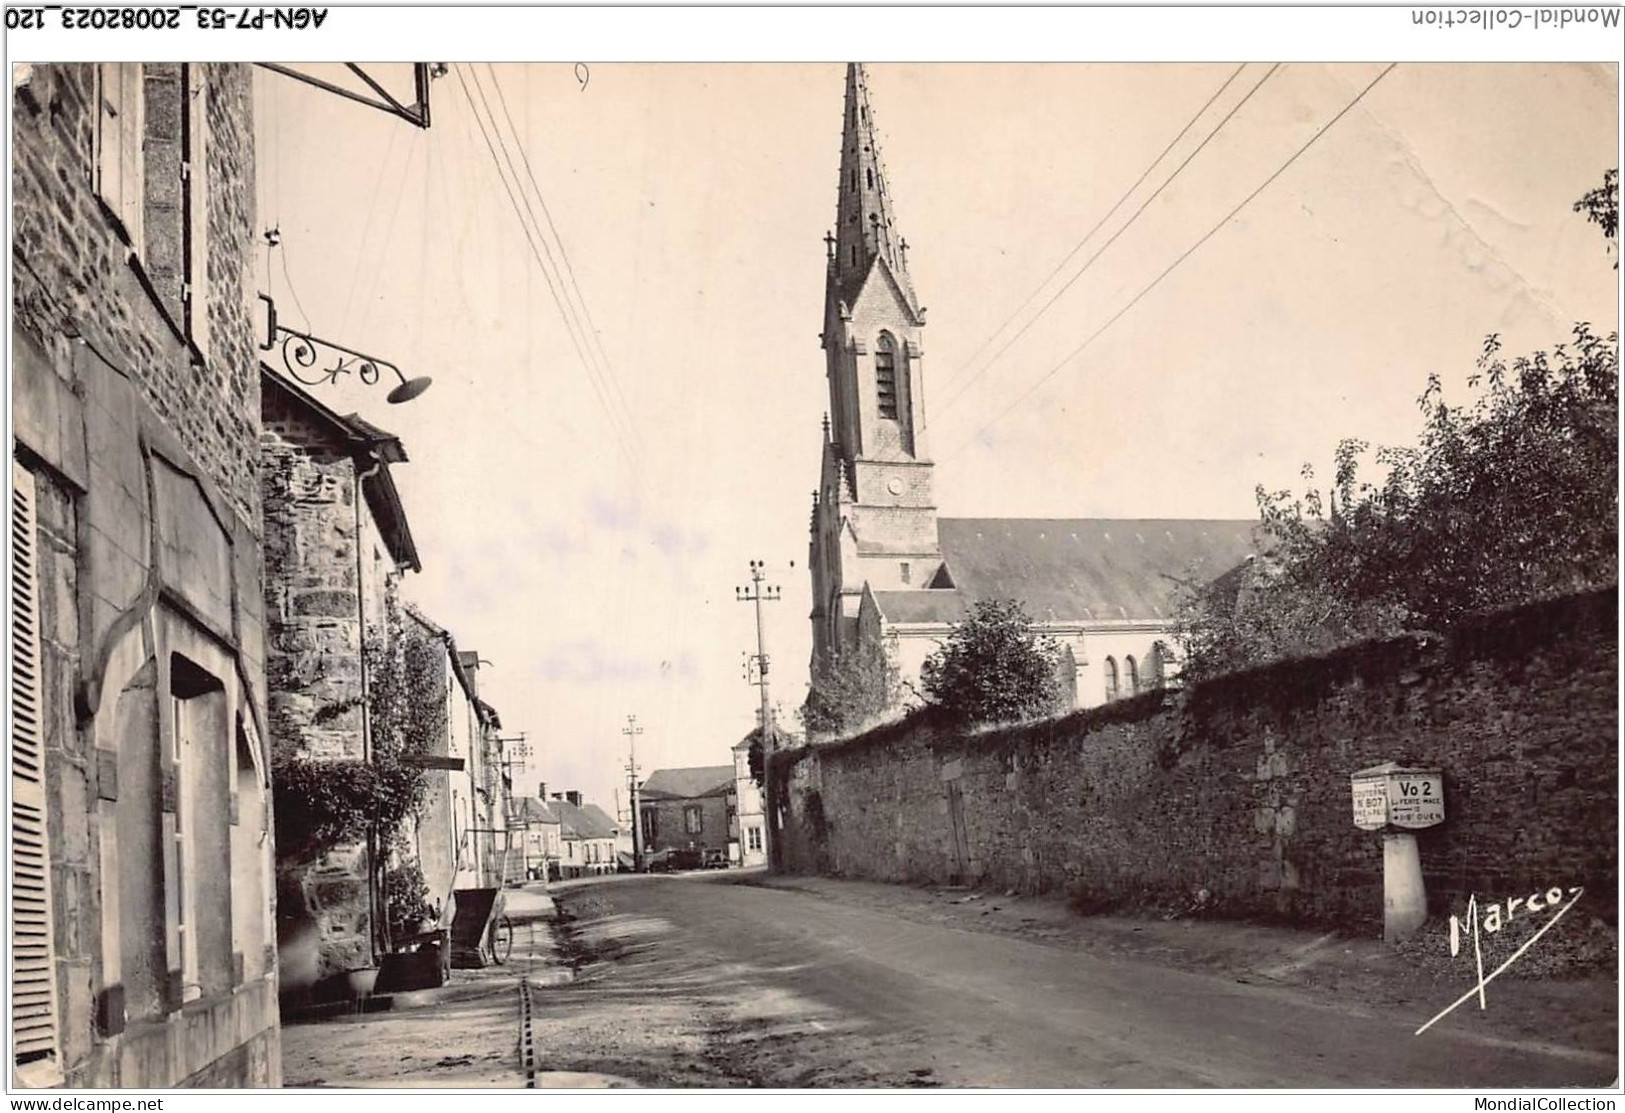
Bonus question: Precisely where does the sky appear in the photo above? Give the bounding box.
[252,60,1618,816]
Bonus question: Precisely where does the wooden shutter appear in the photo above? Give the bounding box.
[11,461,60,1077]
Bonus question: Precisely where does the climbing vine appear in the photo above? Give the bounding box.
[273,579,448,869]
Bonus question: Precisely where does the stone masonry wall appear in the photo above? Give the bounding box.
[260,406,367,763]
[13,63,262,525]
[12,63,278,1086]
[769,590,1618,932]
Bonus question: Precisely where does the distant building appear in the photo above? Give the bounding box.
[11,62,279,1086]
[403,611,509,917]
[511,793,563,881]
[550,793,617,878]
[731,737,769,868]
[639,767,737,863]
[806,65,1255,713]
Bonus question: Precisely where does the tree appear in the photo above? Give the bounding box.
[1574,167,1618,266]
[799,638,904,739]
[919,598,1064,724]
[1174,172,1619,679]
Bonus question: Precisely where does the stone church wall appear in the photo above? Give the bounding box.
[769,589,1617,933]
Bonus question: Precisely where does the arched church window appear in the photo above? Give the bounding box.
[875,334,899,419]
[1104,657,1120,702]
[1124,656,1139,696]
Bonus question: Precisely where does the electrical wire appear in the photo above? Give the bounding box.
[931,63,1280,427]
[461,63,641,472]
[930,63,1247,409]
[453,64,643,479]
[483,63,640,441]
[941,63,1399,462]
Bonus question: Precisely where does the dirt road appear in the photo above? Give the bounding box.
[542,872,1615,1088]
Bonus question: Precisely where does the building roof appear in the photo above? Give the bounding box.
[872,518,1257,626]
[640,766,736,801]
[512,797,559,825]
[550,798,617,840]
[260,365,421,572]
[581,803,619,835]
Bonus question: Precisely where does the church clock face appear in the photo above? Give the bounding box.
[886,477,904,496]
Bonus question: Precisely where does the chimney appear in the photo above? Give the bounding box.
[550,792,563,801]
[566,790,582,808]
[537,781,548,801]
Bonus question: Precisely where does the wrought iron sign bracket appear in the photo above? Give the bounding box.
[259,294,431,403]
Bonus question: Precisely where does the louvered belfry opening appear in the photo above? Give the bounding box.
[11,461,61,1074]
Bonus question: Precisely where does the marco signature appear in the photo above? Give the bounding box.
[1416,885,1584,1036]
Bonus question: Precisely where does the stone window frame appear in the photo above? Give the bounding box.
[1124,655,1139,697]
[683,805,704,836]
[747,826,762,853]
[1104,656,1120,702]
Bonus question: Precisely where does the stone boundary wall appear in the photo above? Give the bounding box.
[768,590,1617,930]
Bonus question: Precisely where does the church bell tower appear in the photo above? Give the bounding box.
[808,63,941,665]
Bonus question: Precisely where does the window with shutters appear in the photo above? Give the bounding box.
[11,462,61,1084]
[94,63,145,254]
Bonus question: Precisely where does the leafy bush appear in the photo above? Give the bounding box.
[800,638,905,739]
[920,598,1064,724]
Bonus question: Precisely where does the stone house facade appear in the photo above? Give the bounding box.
[639,767,737,863]
[259,368,421,988]
[11,63,280,1086]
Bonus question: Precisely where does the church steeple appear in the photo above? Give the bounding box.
[831,63,918,313]
[810,63,942,666]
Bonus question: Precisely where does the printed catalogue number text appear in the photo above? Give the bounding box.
[3,7,330,30]
[196,8,330,29]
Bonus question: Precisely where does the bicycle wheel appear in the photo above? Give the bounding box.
[488,915,514,966]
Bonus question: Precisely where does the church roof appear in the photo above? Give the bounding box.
[873,518,1258,625]
[641,765,736,801]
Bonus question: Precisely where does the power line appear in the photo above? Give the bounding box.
[453,64,643,478]
[462,63,643,482]
[942,62,1399,462]
[932,63,1248,410]
[931,63,1281,428]
[483,63,640,442]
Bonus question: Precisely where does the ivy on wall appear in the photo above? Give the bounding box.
[273,578,448,870]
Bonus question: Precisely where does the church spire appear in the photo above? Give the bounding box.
[831,63,915,309]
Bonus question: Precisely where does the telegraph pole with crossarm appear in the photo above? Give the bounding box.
[736,560,782,755]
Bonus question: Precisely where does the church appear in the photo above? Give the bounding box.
[807,64,1258,711]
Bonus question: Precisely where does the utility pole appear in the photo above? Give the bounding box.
[736,559,782,755]
[622,715,644,872]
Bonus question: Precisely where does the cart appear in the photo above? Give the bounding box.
[448,886,514,968]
